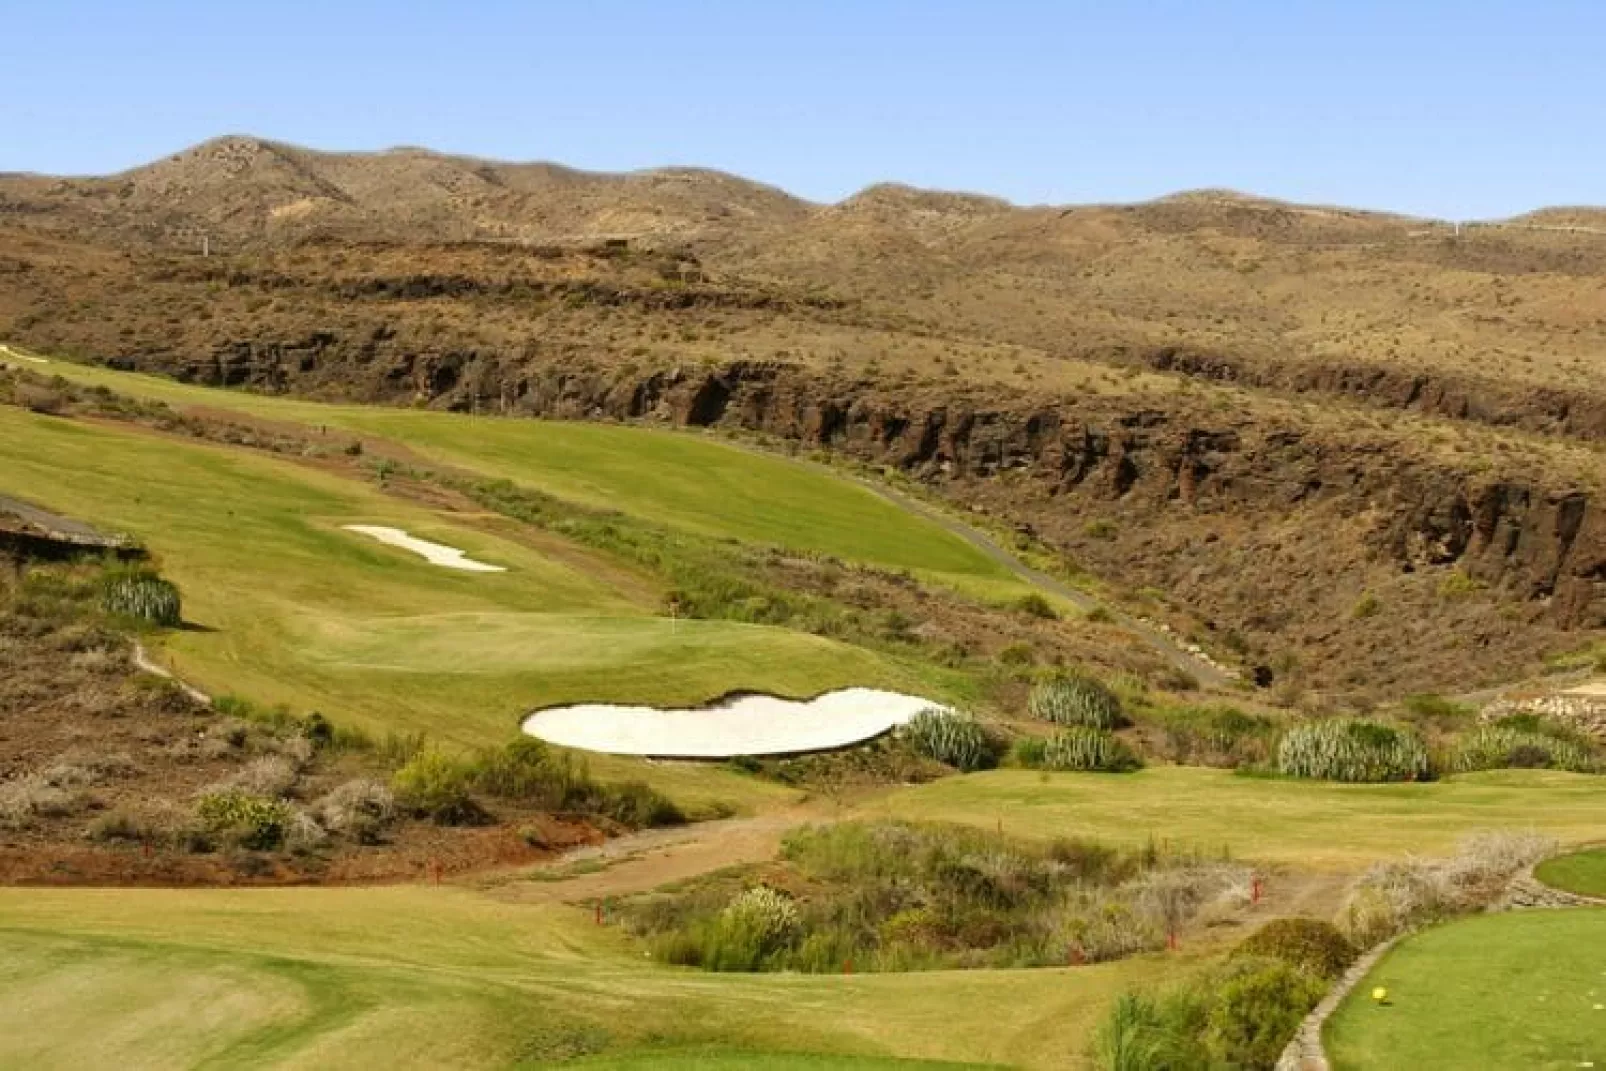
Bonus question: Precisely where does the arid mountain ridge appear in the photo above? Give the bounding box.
[2,135,1605,701]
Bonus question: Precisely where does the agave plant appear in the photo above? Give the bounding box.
[1028,675,1125,730]
[1452,726,1596,773]
[101,569,182,627]
[900,708,996,772]
[1041,727,1142,772]
[1275,718,1429,782]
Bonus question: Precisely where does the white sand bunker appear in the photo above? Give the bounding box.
[522,688,948,758]
[343,525,506,572]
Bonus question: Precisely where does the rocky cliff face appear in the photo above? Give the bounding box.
[124,340,1606,659]
[1144,347,1606,443]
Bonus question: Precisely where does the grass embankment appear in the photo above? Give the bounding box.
[0,404,957,809]
[0,886,1181,1069]
[1324,909,1606,1069]
[1534,847,1606,898]
[25,359,1024,593]
[874,767,1606,867]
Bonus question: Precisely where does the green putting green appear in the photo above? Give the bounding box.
[1535,847,1606,899]
[1325,908,1606,1069]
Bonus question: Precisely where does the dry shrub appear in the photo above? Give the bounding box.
[284,808,329,852]
[1337,830,1556,946]
[206,755,299,799]
[1065,862,1252,962]
[0,775,75,827]
[15,383,66,414]
[312,778,397,842]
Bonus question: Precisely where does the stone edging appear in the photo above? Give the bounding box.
[1274,935,1400,1071]
[1275,855,1606,1071]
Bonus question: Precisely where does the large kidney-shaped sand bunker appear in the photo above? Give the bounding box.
[522,688,947,758]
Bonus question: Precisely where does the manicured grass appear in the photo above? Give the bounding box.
[1325,909,1606,1069]
[0,886,1186,1069]
[31,359,1020,587]
[568,1049,995,1069]
[871,767,1606,867]
[1535,847,1606,899]
[0,407,947,810]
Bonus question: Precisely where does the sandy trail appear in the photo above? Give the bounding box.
[486,806,826,903]
[0,344,49,366]
[343,524,506,572]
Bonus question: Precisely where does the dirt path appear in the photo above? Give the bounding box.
[130,641,211,704]
[482,805,825,904]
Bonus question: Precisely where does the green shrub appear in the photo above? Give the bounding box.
[195,790,293,850]
[1351,592,1380,619]
[1028,675,1125,729]
[391,749,485,825]
[1016,593,1058,619]
[1275,718,1429,782]
[597,780,685,827]
[1037,728,1141,773]
[899,709,997,772]
[469,737,562,800]
[722,887,800,948]
[1234,918,1357,979]
[998,642,1035,667]
[1451,726,1596,773]
[1010,736,1048,767]
[698,887,801,971]
[1152,704,1276,767]
[1437,570,1484,598]
[1091,989,1210,1071]
[1204,958,1325,1069]
[100,568,181,627]
[1402,693,1473,724]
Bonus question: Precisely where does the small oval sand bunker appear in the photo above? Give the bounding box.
[343,525,506,572]
[522,688,948,758]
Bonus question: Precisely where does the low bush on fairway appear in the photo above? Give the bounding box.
[1093,955,1325,1071]
[1451,725,1597,773]
[195,790,296,850]
[1275,718,1429,782]
[1233,917,1357,979]
[898,709,1000,772]
[1147,704,1277,768]
[621,820,1247,973]
[1013,728,1141,772]
[1028,674,1125,729]
[393,739,684,828]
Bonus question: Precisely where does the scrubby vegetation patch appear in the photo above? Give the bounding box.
[621,820,1247,973]
[1275,718,1428,782]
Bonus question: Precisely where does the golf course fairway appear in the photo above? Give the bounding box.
[1324,908,1606,1069]
[0,886,1183,1070]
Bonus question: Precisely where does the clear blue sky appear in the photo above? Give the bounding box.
[2,1,1599,218]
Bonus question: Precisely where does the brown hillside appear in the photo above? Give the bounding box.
[2,137,1604,701]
